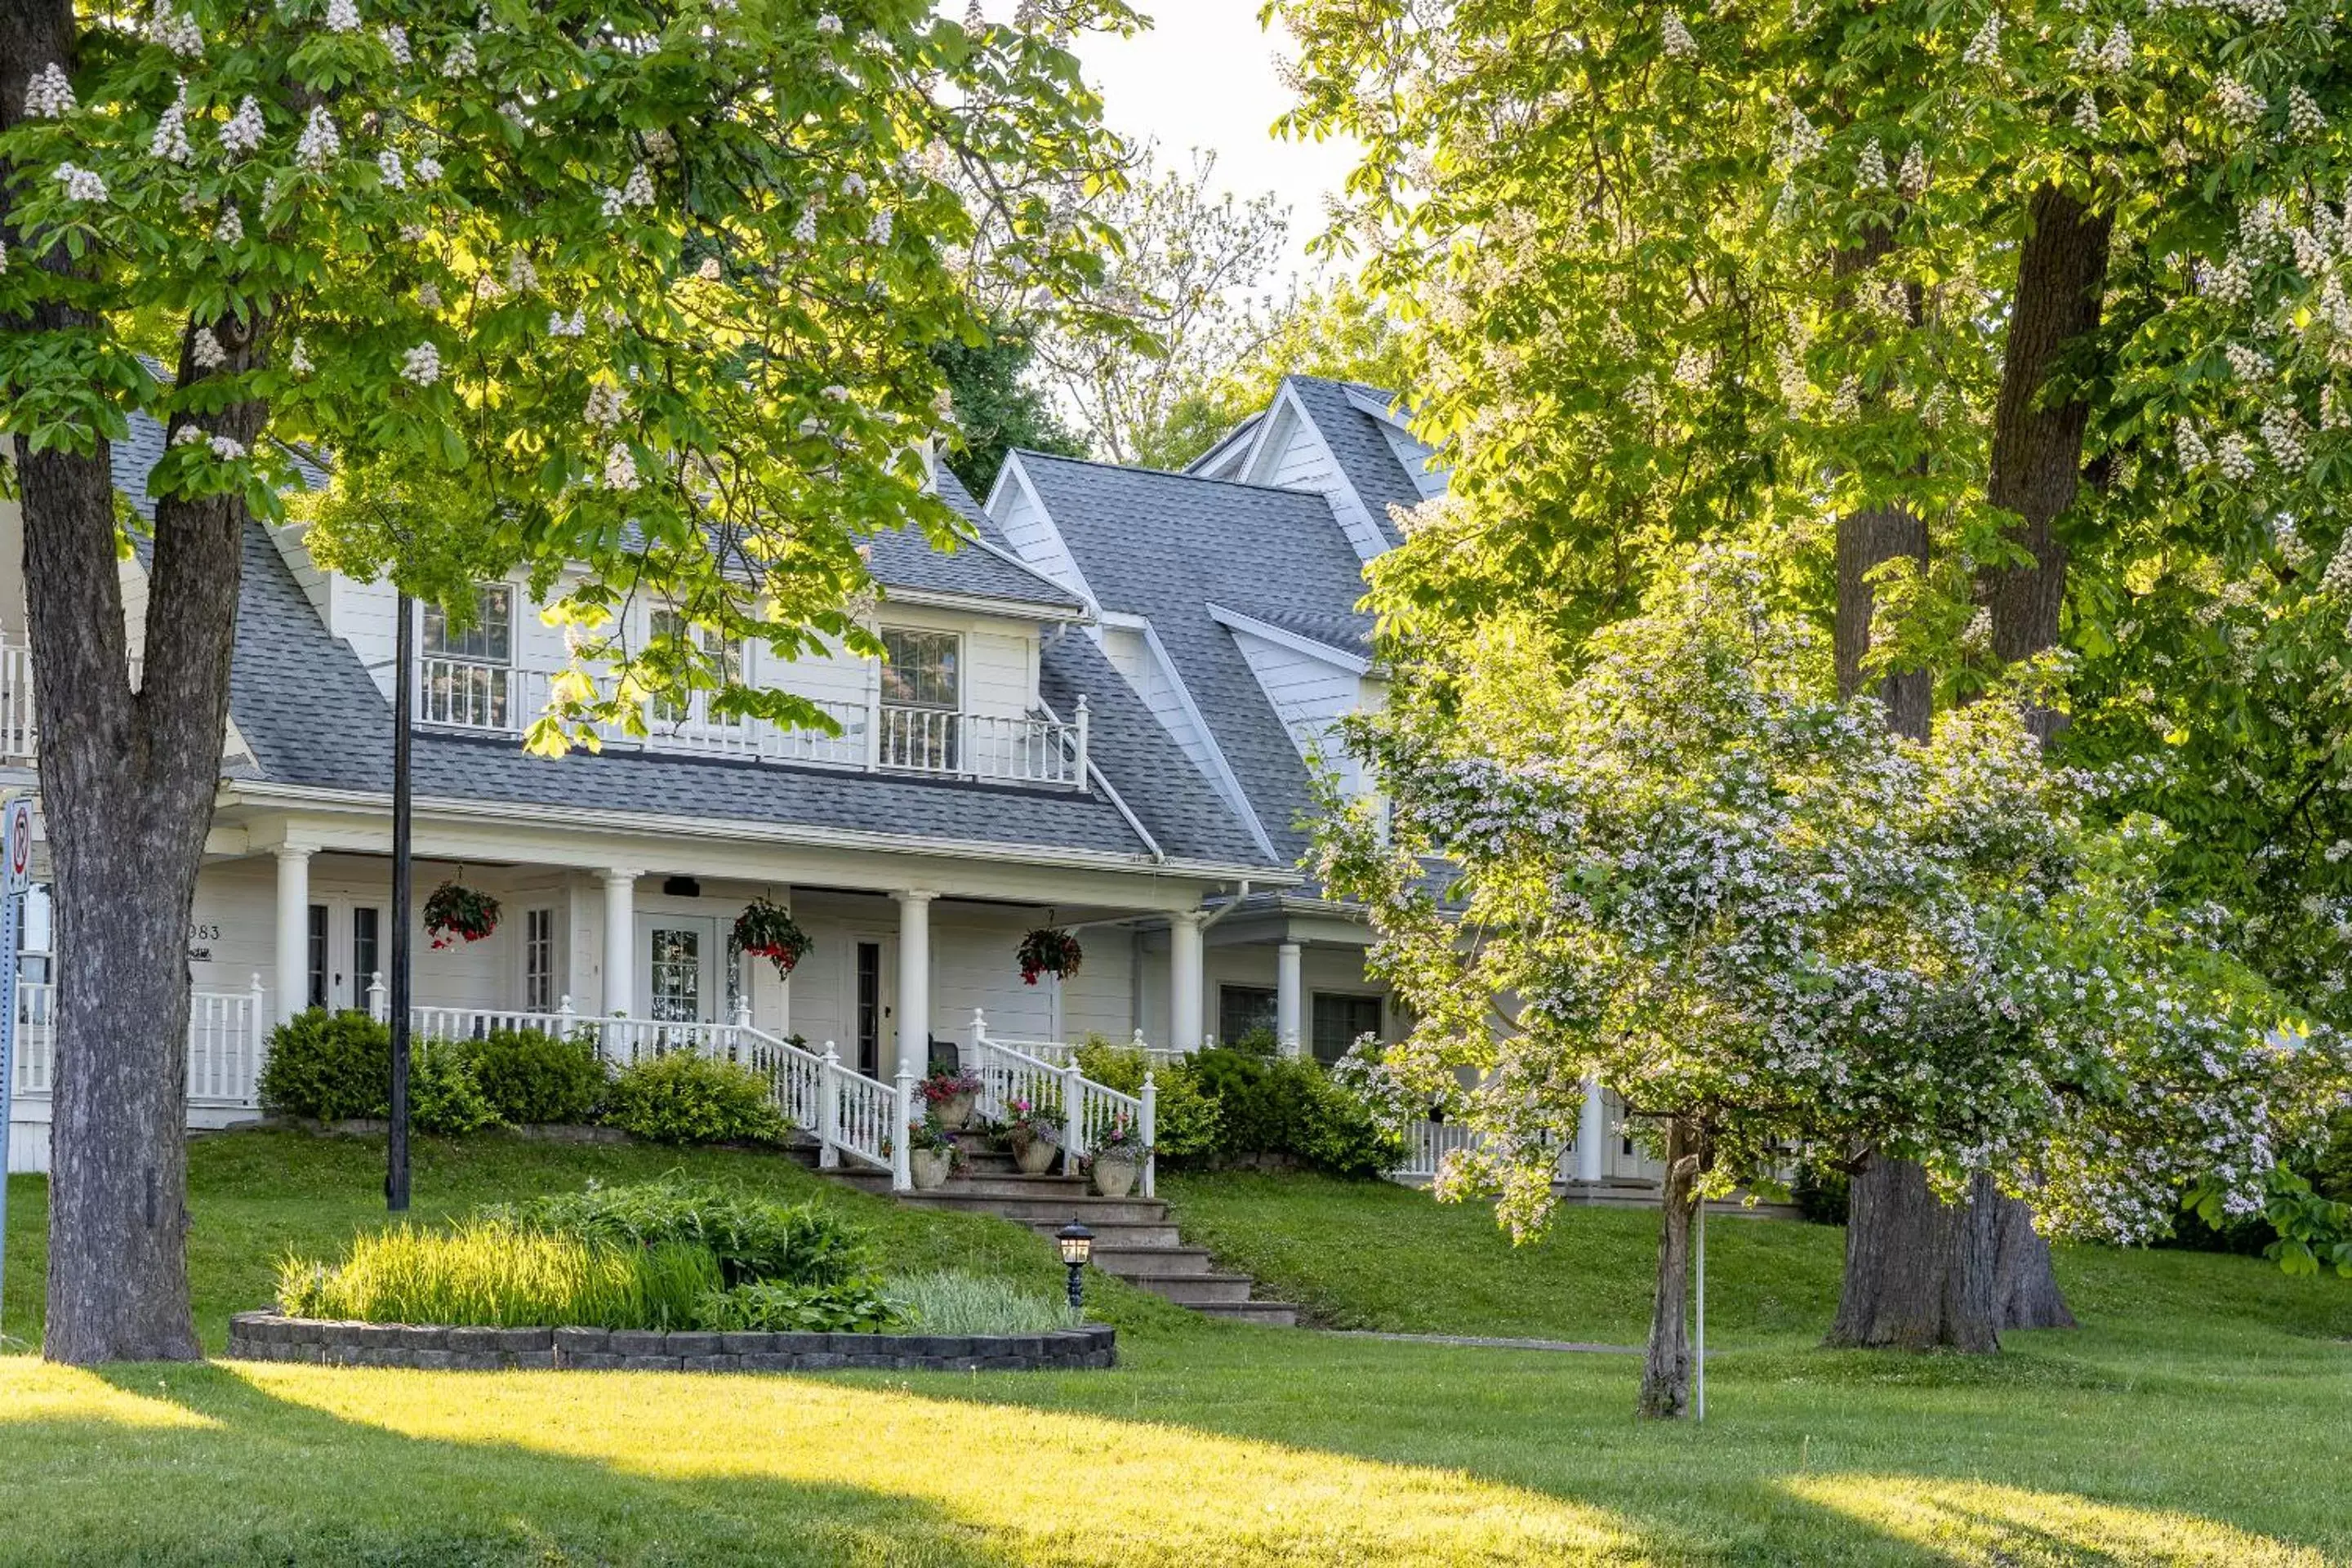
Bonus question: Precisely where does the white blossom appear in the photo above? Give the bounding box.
[2216,433,2256,482]
[840,172,867,200]
[506,250,537,292]
[208,434,246,461]
[1827,374,1860,422]
[602,164,655,218]
[24,63,73,118]
[1780,106,1824,167]
[171,425,204,447]
[1896,143,1928,199]
[51,163,107,203]
[547,308,586,337]
[213,205,242,243]
[150,90,194,163]
[2214,76,2264,130]
[603,441,639,491]
[400,341,442,386]
[324,0,361,33]
[442,33,478,78]
[695,256,722,282]
[1662,11,1697,59]
[2324,387,2350,431]
[148,4,203,56]
[472,274,504,302]
[816,13,844,36]
[288,336,312,374]
[866,208,893,245]
[2073,95,2100,136]
[2100,24,2131,72]
[964,2,987,33]
[377,149,406,189]
[822,384,851,401]
[416,154,442,183]
[585,383,627,430]
[296,105,341,169]
[792,203,821,243]
[381,23,410,63]
[2287,86,2328,140]
[219,96,266,156]
[2198,252,2253,308]
[1960,11,2000,67]
[642,127,676,164]
[2224,342,2272,382]
[189,327,227,369]
[417,282,443,309]
[2260,406,2310,473]
[1855,138,1889,193]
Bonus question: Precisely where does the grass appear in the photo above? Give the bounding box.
[277,1221,724,1330]
[0,1134,2347,1565]
[891,1269,1085,1334]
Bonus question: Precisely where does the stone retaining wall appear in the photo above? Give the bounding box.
[227,1312,1116,1373]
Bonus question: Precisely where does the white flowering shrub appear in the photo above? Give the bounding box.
[1316,546,2348,1249]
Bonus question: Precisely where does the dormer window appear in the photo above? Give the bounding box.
[878,627,960,771]
[419,585,514,729]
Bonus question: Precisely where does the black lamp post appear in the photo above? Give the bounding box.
[1055,1220,1093,1316]
[386,590,413,1213]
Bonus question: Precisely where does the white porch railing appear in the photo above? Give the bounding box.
[11,975,269,1109]
[969,1009,1156,1197]
[991,1028,1197,1070]
[0,641,36,766]
[399,992,907,1183]
[1395,1118,1486,1182]
[412,658,1089,789]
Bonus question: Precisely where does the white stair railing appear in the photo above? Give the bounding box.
[968,1009,1154,1196]
[12,974,267,1108]
[0,641,36,765]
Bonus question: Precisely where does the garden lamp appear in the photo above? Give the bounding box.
[1056,1220,1094,1313]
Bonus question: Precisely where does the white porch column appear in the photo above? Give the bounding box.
[1169,911,1205,1052]
[601,870,638,1016]
[272,847,311,1025]
[893,890,935,1082]
[1275,941,1303,1058]
[1577,1076,1606,1184]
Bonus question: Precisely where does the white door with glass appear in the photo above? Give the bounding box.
[307,899,386,1013]
[639,915,742,1026]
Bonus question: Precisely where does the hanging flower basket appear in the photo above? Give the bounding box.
[1017,927,1082,986]
[423,882,501,951]
[733,896,813,979]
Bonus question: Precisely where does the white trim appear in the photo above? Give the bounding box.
[1130,621,1282,865]
[214,779,1290,884]
[1187,411,1264,477]
[1340,384,1412,430]
[1204,602,1371,676]
[869,583,1086,623]
[983,452,1101,617]
[1246,380,1390,564]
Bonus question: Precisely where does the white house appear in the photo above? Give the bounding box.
[2,374,1664,1194]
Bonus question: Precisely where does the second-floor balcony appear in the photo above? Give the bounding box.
[414,657,1092,790]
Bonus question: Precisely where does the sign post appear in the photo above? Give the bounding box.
[0,795,34,1341]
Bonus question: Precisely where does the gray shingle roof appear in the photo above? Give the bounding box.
[1211,604,1373,661]
[862,466,1085,610]
[225,519,1265,866]
[1011,452,1375,865]
[1284,375,1428,550]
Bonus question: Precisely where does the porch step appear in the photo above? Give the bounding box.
[1192,1300,1300,1328]
[1023,1219,1181,1250]
[896,1192,1169,1227]
[1090,1245,1214,1276]
[1121,1271,1258,1306]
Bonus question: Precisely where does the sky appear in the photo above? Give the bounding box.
[961,2,1360,277]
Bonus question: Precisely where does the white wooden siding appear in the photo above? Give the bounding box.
[1242,392,1389,562]
[1227,627,1365,782]
[991,463,1095,608]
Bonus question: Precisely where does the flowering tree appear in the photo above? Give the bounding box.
[1273,0,2352,1345]
[0,0,1131,1362]
[1317,545,2344,1416]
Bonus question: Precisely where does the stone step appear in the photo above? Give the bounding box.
[1123,1272,1259,1307]
[1024,1219,1180,1250]
[1191,1300,1301,1328]
[934,1174,1093,1200]
[1091,1245,1215,1276]
[896,1192,1169,1226]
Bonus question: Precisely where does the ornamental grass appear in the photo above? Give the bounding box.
[889,1271,1082,1335]
[275,1220,719,1330]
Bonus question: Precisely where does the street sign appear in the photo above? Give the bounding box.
[0,794,25,1343]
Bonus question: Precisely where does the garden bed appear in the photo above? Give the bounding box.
[226,1312,1116,1373]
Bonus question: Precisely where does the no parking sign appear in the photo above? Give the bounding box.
[0,794,31,1336]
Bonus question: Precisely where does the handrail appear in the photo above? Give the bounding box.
[968,1010,1155,1196]
[13,974,267,1108]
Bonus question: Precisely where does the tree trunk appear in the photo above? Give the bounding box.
[1824,1153,2001,1351]
[1637,1116,1706,1419]
[1987,1175,2078,1330]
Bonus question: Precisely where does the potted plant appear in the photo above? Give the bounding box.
[906,1116,960,1190]
[422,881,501,950]
[1016,927,1082,987]
[919,1067,983,1130]
[1084,1120,1152,1198]
[733,896,813,979]
[999,1096,1062,1175]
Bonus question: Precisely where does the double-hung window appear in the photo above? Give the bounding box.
[878,627,960,771]
[420,585,514,730]
[648,609,745,732]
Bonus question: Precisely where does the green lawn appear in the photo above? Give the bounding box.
[2,1134,2349,1566]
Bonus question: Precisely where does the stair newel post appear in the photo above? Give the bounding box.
[969,1007,990,1119]
[818,1043,841,1169]
[366,971,387,1025]
[1141,1071,1157,1199]
[1061,1060,1085,1166]
[1073,693,1091,791]
[892,1062,915,1193]
[248,973,267,1099]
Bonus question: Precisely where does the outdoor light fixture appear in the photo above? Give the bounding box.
[1056,1220,1094,1314]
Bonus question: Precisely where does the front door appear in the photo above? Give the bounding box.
[639,915,742,1025]
[852,938,898,1079]
[307,899,387,1013]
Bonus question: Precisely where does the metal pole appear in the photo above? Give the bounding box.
[1695,1195,1707,1423]
[387,593,413,1212]
[0,879,19,1335]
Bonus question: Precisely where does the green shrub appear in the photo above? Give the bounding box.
[460,1027,608,1125]
[1071,1036,1222,1161]
[888,1270,1083,1334]
[603,1051,791,1146]
[1182,1046,1402,1178]
[276,1220,719,1329]
[489,1178,869,1287]
[259,1009,390,1122]
[693,1278,902,1334]
[411,1040,501,1136]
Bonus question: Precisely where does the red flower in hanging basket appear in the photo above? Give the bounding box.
[1016,927,1082,986]
[422,882,501,951]
[733,897,813,979]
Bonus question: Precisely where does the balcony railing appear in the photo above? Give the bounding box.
[413,657,1089,789]
[0,641,37,767]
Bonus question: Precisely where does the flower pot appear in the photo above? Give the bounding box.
[1012,1135,1058,1175]
[1090,1154,1139,1199]
[934,1089,978,1131]
[910,1147,954,1190]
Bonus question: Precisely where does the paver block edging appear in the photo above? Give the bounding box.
[223,1312,1114,1374]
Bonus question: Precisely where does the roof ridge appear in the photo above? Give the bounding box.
[1009,447,1341,499]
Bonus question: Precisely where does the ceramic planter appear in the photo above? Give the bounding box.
[1011,1134,1058,1175]
[910,1147,954,1190]
[933,1089,978,1131]
[1089,1154,1140,1199]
